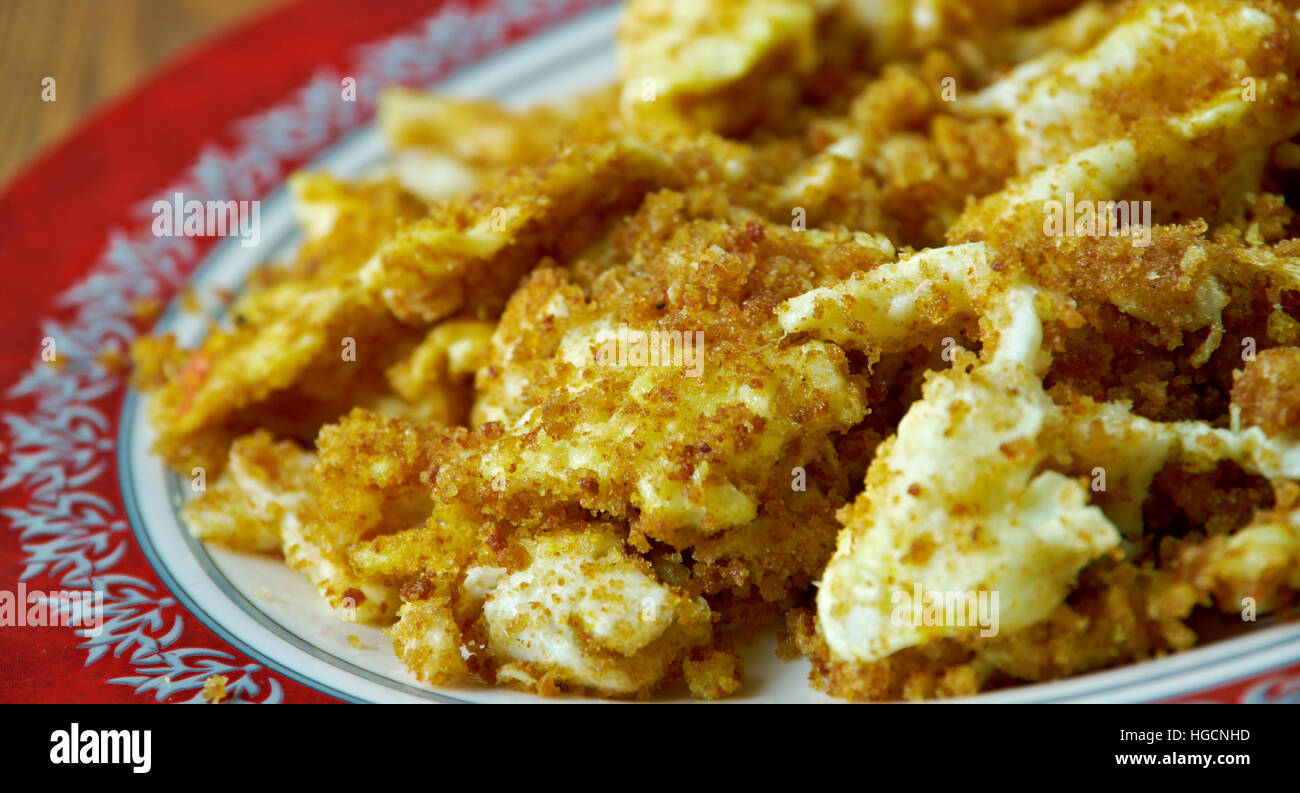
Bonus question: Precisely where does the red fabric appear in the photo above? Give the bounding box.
[0,0,587,704]
[1162,662,1300,704]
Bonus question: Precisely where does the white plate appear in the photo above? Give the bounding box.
[119,2,1300,704]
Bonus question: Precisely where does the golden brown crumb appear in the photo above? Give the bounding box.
[178,285,201,314]
[94,346,130,375]
[1231,347,1300,436]
[683,649,744,699]
[200,675,229,704]
[131,296,163,322]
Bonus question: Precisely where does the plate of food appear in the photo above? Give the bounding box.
[5,0,1300,704]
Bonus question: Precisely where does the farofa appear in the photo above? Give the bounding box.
[133,0,1300,700]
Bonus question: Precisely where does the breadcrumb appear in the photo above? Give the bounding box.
[200,675,229,704]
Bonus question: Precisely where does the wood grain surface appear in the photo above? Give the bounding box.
[0,0,290,187]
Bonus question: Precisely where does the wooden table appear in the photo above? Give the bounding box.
[0,0,290,187]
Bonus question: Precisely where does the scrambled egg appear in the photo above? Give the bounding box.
[785,243,1123,661]
[617,0,816,135]
[362,139,679,325]
[478,528,711,696]
[133,0,1300,700]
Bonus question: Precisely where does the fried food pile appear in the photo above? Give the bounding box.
[132,0,1300,700]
